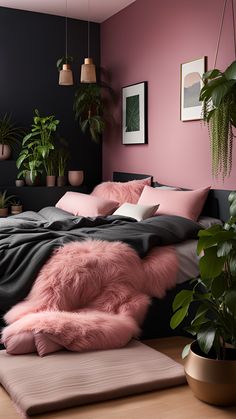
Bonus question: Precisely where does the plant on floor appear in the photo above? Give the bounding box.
[74,83,105,142]
[170,191,236,360]
[0,113,23,160]
[199,61,236,180]
[16,109,60,182]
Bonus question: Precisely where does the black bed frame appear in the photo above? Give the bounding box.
[113,171,232,339]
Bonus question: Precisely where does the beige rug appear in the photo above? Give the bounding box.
[0,340,186,416]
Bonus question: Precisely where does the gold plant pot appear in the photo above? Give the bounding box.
[185,341,236,406]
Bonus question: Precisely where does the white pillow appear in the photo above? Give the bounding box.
[113,202,159,221]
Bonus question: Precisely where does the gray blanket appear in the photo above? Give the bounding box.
[0,207,201,311]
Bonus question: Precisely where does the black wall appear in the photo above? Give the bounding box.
[0,7,101,189]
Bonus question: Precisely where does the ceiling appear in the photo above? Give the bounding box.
[0,0,136,23]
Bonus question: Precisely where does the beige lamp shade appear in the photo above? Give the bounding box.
[80,58,96,83]
[59,64,74,86]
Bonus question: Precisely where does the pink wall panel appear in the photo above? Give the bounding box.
[101,0,236,189]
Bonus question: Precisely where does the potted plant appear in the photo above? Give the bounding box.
[74,84,105,142]
[11,198,23,215]
[0,113,23,160]
[44,151,56,187]
[199,61,236,180]
[170,192,236,406]
[0,190,15,217]
[16,109,59,184]
[56,148,69,186]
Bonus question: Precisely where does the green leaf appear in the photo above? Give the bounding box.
[229,254,236,275]
[217,241,233,257]
[211,80,236,107]
[170,304,189,329]
[211,274,227,298]
[225,290,236,318]
[224,60,236,80]
[197,327,216,354]
[172,290,193,311]
[182,344,191,359]
[199,247,226,279]
[202,69,222,81]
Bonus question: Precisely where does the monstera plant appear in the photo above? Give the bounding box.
[200,60,236,180]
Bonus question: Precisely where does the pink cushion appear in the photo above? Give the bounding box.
[56,192,119,217]
[91,178,152,205]
[138,185,210,221]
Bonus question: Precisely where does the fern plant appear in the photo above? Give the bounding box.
[200,61,236,180]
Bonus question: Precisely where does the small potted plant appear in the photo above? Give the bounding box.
[11,198,23,215]
[56,148,69,186]
[0,113,23,160]
[16,109,59,185]
[171,191,236,406]
[0,190,15,217]
[44,151,56,187]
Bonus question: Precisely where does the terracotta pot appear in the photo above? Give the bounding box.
[0,207,8,217]
[11,205,23,215]
[46,175,56,187]
[185,341,236,406]
[25,172,40,186]
[57,175,67,187]
[15,179,25,187]
[68,170,84,186]
[0,144,11,160]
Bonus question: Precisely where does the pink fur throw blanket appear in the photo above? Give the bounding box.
[2,240,178,356]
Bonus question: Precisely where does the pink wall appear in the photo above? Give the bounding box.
[101,0,236,189]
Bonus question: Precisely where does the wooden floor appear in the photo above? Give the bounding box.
[0,336,236,418]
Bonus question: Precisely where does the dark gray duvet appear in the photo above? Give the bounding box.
[0,207,201,311]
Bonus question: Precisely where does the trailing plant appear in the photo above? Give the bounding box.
[16,109,59,182]
[0,113,23,152]
[74,83,105,142]
[0,190,15,208]
[200,61,236,180]
[171,191,236,360]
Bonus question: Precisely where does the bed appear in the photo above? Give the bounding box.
[0,172,231,354]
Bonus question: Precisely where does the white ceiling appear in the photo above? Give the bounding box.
[0,0,136,23]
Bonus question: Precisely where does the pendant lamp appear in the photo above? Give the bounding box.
[59,0,73,86]
[80,0,96,83]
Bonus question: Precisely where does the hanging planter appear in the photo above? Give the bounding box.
[200,61,236,180]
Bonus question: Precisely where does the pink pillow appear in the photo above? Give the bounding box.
[56,192,119,217]
[91,178,152,205]
[138,185,210,221]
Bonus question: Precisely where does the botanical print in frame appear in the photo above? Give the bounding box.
[122,81,147,144]
[180,57,206,121]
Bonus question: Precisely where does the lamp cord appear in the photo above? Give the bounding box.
[214,0,236,67]
[88,0,90,57]
[65,0,68,61]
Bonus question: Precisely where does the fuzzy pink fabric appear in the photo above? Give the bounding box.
[2,239,178,356]
[91,178,152,205]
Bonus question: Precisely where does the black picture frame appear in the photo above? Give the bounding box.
[122,81,147,144]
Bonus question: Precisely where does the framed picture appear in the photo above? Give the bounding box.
[180,57,206,121]
[122,81,147,144]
